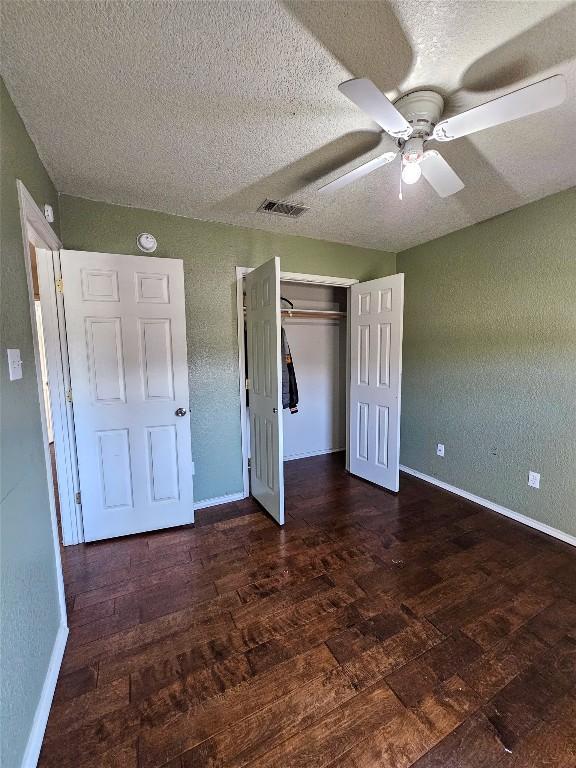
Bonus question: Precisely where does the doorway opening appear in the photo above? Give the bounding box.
[17,180,68,636]
[19,205,83,546]
[243,280,350,470]
[279,281,348,462]
[236,266,356,519]
[236,262,405,524]
[245,278,350,524]
[29,244,62,538]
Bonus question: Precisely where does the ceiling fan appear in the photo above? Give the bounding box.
[319,74,567,198]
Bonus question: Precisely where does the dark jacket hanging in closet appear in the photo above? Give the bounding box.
[281,327,299,413]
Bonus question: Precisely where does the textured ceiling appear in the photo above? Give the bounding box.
[1,0,575,251]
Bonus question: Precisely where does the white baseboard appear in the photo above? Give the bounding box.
[284,447,345,462]
[400,465,576,548]
[21,622,68,768]
[194,491,246,510]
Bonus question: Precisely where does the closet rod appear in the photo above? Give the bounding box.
[282,309,346,319]
[243,307,345,319]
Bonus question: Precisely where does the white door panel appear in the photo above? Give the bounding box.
[245,258,284,524]
[60,250,194,541]
[349,274,404,491]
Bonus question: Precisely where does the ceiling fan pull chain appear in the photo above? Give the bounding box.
[398,158,403,201]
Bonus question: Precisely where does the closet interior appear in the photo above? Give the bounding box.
[244,279,348,464]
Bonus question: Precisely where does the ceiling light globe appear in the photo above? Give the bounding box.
[401,162,422,185]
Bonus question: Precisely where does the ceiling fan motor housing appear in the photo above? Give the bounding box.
[394,90,444,141]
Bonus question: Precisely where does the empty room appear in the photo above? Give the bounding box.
[1,1,575,767]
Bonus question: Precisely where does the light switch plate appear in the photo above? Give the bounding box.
[436,443,445,457]
[7,348,23,381]
[528,471,540,489]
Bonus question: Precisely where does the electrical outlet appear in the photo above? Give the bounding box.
[528,471,540,489]
[436,443,445,457]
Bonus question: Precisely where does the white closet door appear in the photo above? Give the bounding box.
[349,273,404,491]
[245,257,284,524]
[60,250,194,541]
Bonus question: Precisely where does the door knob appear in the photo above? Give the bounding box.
[175,407,187,417]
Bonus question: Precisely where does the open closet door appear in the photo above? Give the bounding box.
[245,257,285,524]
[60,250,194,541]
[349,273,404,492]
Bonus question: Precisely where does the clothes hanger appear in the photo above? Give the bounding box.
[280,296,294,318]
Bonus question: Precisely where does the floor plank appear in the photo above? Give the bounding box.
[39,453,576,767]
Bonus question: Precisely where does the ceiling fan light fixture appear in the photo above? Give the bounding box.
[401,161,422,185]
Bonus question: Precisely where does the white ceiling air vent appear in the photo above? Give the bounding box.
[257,199,309,218]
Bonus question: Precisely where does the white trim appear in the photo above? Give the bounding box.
[236,266,250,499]
[236,266,358,287]
[17,183,70,764]
[17,181,61,251]
[285,447,345,462]
[194,491,246,510]
[20,624,68,768]
[36,249,83,544]
[280,271,358,287]
[236,265,354,501]
[400,465,576,548]
[345,288,351,472]
[17,180,68,622]
[17,181,82,546]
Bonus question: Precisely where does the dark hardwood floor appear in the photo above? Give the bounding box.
[40,453,576,767]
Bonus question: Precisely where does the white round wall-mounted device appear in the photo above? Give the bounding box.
[136,233,157,253]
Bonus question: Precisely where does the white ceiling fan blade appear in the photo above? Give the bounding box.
[433,74,567,142]
[339,78,412,139]
[420,151,464,197]
[319,150,398,193]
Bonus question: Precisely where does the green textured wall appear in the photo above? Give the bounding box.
[0,79,62,767]
[59,194,396,501]
[398,189,576,538]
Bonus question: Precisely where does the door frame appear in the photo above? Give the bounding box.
[18,181,83,545]
[16,180,68,622]
[236,266,357,499]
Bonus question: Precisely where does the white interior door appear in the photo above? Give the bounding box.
[349,273,404,491]
[60,250,194,541]
[245,257,284,524]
